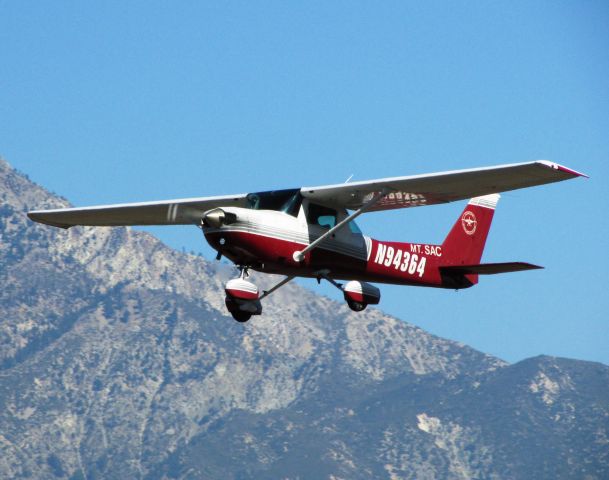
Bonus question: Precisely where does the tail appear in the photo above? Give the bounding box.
[440,194,499,285]
[442,194,500,265]
[440,194,542,286]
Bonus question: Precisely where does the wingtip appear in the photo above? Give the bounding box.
[27,211,71,229]
[537,160,589,178]
[26,211,40,222]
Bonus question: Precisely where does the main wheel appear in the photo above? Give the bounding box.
[231,310,251,323]
[347,299,367,312]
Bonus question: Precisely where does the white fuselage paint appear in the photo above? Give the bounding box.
[203,200,370,262]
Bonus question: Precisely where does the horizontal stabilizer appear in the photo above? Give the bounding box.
[440,262,543,275]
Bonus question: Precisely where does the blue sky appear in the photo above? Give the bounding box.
[2,1,608,365]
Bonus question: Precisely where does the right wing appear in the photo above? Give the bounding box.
[27,194,249,228]
[301,161,587,212]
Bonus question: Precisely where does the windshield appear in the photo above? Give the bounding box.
[246,189,302,216]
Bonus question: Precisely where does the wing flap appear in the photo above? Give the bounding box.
[28,194,249,228]
[440,262,543,275]
[301,161,586,211]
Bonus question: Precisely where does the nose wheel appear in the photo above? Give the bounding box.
[224,267,261,322]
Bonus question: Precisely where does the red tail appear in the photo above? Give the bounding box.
[441,194,500,284]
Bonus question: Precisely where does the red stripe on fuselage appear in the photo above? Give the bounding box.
[204,230,462,288]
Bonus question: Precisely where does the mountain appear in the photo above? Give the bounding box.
[1,157,608,479]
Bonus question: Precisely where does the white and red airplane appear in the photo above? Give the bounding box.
[29,161,586,322]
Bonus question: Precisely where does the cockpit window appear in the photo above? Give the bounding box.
[307,203,363,234]
[245,189,302,217]
[308,203,338,229]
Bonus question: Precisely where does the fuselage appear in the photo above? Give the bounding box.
[203,201,471,290]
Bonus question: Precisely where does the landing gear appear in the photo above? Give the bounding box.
[223,266,381,320]
[224,267,295,322]
[316,272,380,313]
[224,267,261,323]
[343,280,380,311]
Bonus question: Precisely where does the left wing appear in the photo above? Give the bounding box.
[28,194,249,228]
[301,160,586,211]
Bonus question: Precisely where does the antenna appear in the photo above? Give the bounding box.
[344,174,354,183]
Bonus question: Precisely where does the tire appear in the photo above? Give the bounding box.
[231,310,251,322]
[347,299,367,312]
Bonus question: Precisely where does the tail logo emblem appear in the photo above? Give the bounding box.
[461,211,477,235]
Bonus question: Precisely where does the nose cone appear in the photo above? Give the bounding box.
[202,208,238,228]
[203,208,226,228]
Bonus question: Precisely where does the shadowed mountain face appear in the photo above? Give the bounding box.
[1,157,608,479]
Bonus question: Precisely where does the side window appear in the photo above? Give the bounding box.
[348,219,363,234]
[308,203,337,229]
[318,215,335,229]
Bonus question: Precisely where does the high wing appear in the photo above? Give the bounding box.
[301,160,586,211]
[28,194,249,229]
[28,160,585,229]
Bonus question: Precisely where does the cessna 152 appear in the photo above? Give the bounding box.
[28,161,586,322]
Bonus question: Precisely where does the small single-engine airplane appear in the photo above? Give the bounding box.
[28,161,586,322]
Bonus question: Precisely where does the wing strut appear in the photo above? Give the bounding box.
[259,275,295,301]
[292,190,389,262]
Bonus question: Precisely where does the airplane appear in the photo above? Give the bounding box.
[28,160,586,322]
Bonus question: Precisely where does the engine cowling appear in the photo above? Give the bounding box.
[343,281,380,311]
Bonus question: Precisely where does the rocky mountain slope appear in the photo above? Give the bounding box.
[1,157,608,479]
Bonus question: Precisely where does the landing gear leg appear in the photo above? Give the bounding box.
[315,270,343,291]
[237,265,250,279]
[315,270,372,312]
[259,275,295,300]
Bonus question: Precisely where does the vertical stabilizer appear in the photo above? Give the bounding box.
[441,194,500,282]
